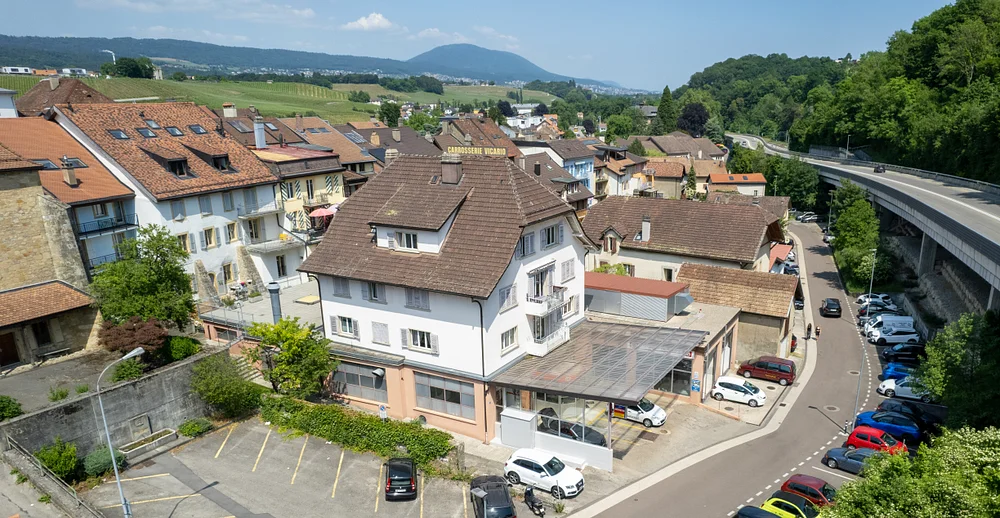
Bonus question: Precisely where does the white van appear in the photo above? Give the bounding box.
[864,314,914,334]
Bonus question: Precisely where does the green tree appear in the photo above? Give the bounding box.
[378,102,400,127]
[107,57,156,79]
[190,354,264,418]
[768,158,819,210]
[90,225,194,328]
[684,166,698,198]
[35,438,78,481]
[606,114,633,143]
[533,103,549,116]
[830,179,868,219]
[245,317,336,399]
[627,139,647,156]
[582,119,596,135]
[497,100,516,117]
[594,263,628,275]
[677,103,710,136]
[833,199,879,252]
[654,85,677,134]
[704,117,725,144]
[404,111,439,133]
[917,311,1000,428]
[347,90,371,103]
[487,106,505,126]
[727,145,767,175]
[170,71,187,81]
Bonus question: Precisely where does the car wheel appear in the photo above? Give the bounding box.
[921,395,932,403]
[779,379,789,386]
[877,338,886,346]
[643,418,653,428]
[713,392,724,401]
[506,472,520,485]
[748,399,759,408]
[907,338,917,343]
[885,389,896,398]
[551,486,564,500]
[743,371,752,379]
[827,459,838,469]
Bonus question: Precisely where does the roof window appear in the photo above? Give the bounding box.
[62,157,87,168]
[168,159,190,177]
[188,124,207,135]
[136,127,157,138]
[264,122,279,131]
[743,175,749,180]
[306,128,321,134]
[165,126,183,136]
[212,155,232,172]
[728,176,734,181]
[228,120,253,133]
[108,129,129,140]
[32,159,58,170]
[144,119,161,129]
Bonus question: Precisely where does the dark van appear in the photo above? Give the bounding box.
[737,356,797,386]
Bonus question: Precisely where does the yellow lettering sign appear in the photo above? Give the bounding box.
[447,146,507,156]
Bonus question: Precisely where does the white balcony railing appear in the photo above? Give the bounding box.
[533,325,570,351]
[525,287,565,315]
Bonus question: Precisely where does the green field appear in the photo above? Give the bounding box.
[0,75,558,123]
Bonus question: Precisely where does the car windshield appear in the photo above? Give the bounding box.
[638,398,655,412]
[486,507,516,518]
[891,344,905,351]
[742,381,760,394]
[827,300,840,308]
[882,434,898,446]
[820,484,837,501]
[543,457,565,476]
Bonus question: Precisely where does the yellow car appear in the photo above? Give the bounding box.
[759,490,818,518]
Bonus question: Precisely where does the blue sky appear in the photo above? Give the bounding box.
[6,0,952,90]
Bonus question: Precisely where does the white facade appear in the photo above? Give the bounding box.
[718,183,767,196]
[507,115,543,129]
[72,199,139,271]
[588,237,772,280]
[0,90,16,118]
[317,214,588,379]
[1,67,32,75]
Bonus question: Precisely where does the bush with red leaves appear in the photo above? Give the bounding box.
[98,316,167,355]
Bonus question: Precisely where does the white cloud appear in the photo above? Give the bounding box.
[341,12,395,31]
[76,0,315,27]
[410,28,470,43]
[473,25,519,45]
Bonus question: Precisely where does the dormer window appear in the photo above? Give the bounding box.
[136,127,157,138]
[212,155,232,171]
[165,126,183,136]
[144,119,161,129]
[108,129,129,140]
[395,232,418,250]
[188,124,207,135]
[604,235,618,254]
[168,159,190,177]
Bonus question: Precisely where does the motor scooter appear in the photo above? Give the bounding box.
[524,486,545,517]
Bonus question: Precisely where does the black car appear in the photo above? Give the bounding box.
[874,165,886,173]
[538,408,608,446]
[794,298,805,310]
[384,458,417,501]
[470,475,517,518]
[882,343,926,363]
[876,398,943,431]
[819,298,842,317]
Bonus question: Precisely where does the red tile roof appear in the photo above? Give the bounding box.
[0,143,42,172]
[644,158,685,178]
[709,173,767,184]
[769,243,793,270]
[585,272,688,299]
[58,102,278,200]
[14,78,112,117]
[278,117,376,166]
[0,118,134,205]
[445,117,520,158]
[0,280,92,328]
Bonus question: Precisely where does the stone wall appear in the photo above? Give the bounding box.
[0,348,224,455]
[0,171,57,290]
[38,194,88,290]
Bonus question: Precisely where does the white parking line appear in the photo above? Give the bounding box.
[798,461,804,466]
[783,473,789,478]
[819,446,826,450]
[746,497,754,503]
[806,457,812,461]
[812,466,857,481]
[727,512,735,517]
[791,467,797,472]
[773,479,780,484]
[756,491,762,497]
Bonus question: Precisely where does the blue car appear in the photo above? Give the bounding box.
[855,411,923,443]
[881,362,916,380]
[821,447,876,475]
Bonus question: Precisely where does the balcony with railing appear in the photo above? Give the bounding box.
[76,214,138,236]
[525,286,566,316]
[533,324,570,351]
[302,192,332,208]
[88,252,123,270]
[238,198,284,219]
[244,232,304,254]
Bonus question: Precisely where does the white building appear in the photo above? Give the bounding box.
[54,102,298,301]
[507,114,543,129]
[0,89,17,118]
[59,68,87,77]
[1,66,32,75]
[300,153,595,445]
[707,173,768,196]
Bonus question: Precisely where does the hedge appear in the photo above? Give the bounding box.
[260,396,452,467]
[178,418,212,437]
[84,447,125,477]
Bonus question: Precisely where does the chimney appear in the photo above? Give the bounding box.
[253,116,267,149]
[295,113,303,132]
[518,156,525,170]
[424,132,434,143]
[48,77,59,91]
[222,102,237,118]
[641,215,651,242]
[60,155,78,187]
[391,128,401,142]
[385,148,399,163]
[463,133,472,145]
[369,115,377,123]
[697,149,703,160]
[248,105,257,116]
[441,153,462,185]
[533,161,541,176]
[370,131,380,147]
[267,282,282,324]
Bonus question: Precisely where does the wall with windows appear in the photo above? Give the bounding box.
[373,211,458,254]
[250,248,306,287]
[588,239,772,279]
[278,172,347,231]
[0,307,100,366]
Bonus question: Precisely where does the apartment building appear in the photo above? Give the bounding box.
[300,153,594,443]
[280,116,379,182]
[516,139,597,198]
[590,145,649,197]
[54,102,286,301]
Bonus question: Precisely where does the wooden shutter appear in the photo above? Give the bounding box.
[188,234,196,254]
[199,231,207,251]
[377,284,386,302]
[558,223,565,244]
[325,175,334,194]
[352,319,359,339]
[361,284,370,300]
[330,316,339,334]
[232,260,239,281]
[430,334,439,354]
[405,288,414,307]
[294,180,302,197]
[215,227,221,247]
[400,329,409,349]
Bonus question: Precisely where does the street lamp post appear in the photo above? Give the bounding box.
[97,347,145,518]
[850,248,878,430]
[846,134,851,156]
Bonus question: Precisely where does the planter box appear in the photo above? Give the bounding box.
[121,429,177,460]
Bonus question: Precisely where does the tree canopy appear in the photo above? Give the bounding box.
[677,103,710,136]
[627,139,647,156]
[245,317,337,399]
[533,103,549,116]
[100,57,155,78]
[833,199,879,252]
[378,102,400,127]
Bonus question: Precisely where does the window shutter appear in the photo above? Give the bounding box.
[430,334,439,354]
[187,234,196,254]
[377,284,385,302]
[215,227,221,246]
[528,234,535,255]
[232,261,239,281]
[400,329,409,349]
[362,285,370,300]
[331,316,339,334]
[558,224,565,244]
[386,231,395,249]
[325,175,334,194]
[511,284,517,305]
[294,180,302,197]
[352,320,360,339]
[199,231,207,251]
[405,288,414,307]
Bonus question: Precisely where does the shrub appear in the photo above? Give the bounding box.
[75,384,90,394]
[83,447,125,477]
[0,395,23,421]
[39,494,50,503]
[111,358,146,382]
[178,418,212,437]
[191,354,265,418]
[35,438,78,481]
[48,386,69,402]
[98,316,168,355]
[260,395,452,468]
[161,336,201,363]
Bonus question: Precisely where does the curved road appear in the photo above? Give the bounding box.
[591,223,884,517]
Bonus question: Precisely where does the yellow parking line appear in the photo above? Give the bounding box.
[215,423,238,459]
[331,450,345,498]
[119,473,170,482]
[252,427,272,472]
[419,475,425,518]
[374,464,383,513]
[462,485,468,518]
[290,435,308,484]
[101,494,201,508]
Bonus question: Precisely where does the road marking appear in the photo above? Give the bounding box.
[791,467,797,472]
[120,473,170,482]
[375,464,383,513]
[290,435,308,485]
[783,473,789,478]
[463,485,468,518]
[773,479,780,484]
[215,423,238,459]
[727,512,735,517]
[746,498,753,503]
[331,450,345,498]
[101,494,201,508]
[812,466,856,481]
[755,491,762,497]
[798,461,805,466]
[826,440,833,445]
[806,457,812,461]
[252,427,272,472]
[765,485,771,490]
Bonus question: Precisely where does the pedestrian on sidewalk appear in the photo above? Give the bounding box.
[806,323,812,340]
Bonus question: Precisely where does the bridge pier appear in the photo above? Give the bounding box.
[918,233,937,275]
[990,286,998,311]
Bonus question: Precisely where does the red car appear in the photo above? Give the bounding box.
[781,474,836,507]
[737,356,797,386]
[845,425,908,454]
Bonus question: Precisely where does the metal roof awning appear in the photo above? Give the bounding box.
[493,320,707,404]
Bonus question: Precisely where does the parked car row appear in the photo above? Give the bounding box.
[737,474,834,517]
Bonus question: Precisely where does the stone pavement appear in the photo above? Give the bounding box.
[0,464,67,518]
[200,279,323,330]
[0,350,117,414]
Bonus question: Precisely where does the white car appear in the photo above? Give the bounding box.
[614,397,667,427]
[796,212,815,222]
[786,250,796,262]
[504,449,584,499]
[857,293,893,305]
[877,377,934,403]
[711,376,766,407]
[868,326,920,346]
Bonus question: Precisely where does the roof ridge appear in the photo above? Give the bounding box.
[504,158,528,225]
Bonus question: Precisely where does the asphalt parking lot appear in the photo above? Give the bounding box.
[86,418,510,518]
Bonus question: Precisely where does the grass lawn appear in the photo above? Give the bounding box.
[329,84,558,105]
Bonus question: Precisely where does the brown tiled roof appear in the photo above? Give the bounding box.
[14,79,112,117]
[346,120,384,130]
[547,139,593,160]
[519,154,593,204]
[252,146,345,179]
[0,143,42,172]
[299,154,575,298]
[58,102,278,200]
[710,173,766,184]
[644,158,685,178]
[209,110,305,148]
[0,118,133,204]
[446,117,520,158]
[708,192,790,221]
[585,271,687,299]
[583,197,781,264]
[370,185,472,230]
[0,280,92,328]
[278,117,376,166]
[332,124,441,157]
[692,158,726,178]
[676,263,797,318]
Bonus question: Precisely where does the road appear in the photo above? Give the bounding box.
[596,223,883,517]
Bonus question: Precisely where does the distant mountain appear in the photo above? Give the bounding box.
[0,35,611,87]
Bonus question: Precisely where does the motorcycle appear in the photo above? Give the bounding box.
[524,486,545,517]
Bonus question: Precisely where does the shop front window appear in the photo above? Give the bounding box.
[532,392,608,447]
[655,358,693,396]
